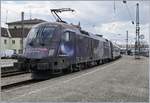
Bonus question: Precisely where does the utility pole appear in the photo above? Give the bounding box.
[21,12,24,54]
[29,8,32,20]
[135,3,140,59]
[126,30,128,55]
[5,10,8,23]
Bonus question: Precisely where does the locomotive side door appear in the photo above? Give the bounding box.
[58,30,76,62]
[69,31,76,63]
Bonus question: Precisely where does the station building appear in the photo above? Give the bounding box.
[0,18,46,54]
[1,27,11,51]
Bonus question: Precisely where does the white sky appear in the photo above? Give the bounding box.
[1,0,150,45]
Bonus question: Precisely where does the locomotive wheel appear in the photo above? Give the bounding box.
[87,62,91,68]
[62,68,70,74]
[74,64,82,71]
[63,65,74,74]
[102,60,105,64]
[84,62,88,69]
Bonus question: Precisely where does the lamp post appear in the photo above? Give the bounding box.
[135,3,140,59]
[126,31,128,55]
[21,12,24,54]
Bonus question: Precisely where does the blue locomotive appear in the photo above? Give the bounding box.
[15,22,121,79]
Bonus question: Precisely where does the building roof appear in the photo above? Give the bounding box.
[1,27,9,37]
[6,18,46,38]
[6,18,46,25]
[9,28,30,38]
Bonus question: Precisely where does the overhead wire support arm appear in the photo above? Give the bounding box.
[50,8,75,22]
[52,11,63,22]
[123,0,134,24]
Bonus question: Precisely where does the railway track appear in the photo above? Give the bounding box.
[1,74,63,91]
[1,71,73,91]
[1,79,43,91]
[1,66,30,77]
[1,66,99,91]
[1,70,29,78]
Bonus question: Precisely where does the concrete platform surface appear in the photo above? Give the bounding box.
[1,56,149,102]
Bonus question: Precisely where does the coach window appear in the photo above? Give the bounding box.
[63,31,70,42]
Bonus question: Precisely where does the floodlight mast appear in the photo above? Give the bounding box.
[50,8,75,23]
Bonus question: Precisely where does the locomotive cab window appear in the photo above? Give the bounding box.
[26,26,56,46]
[42,27,55,39]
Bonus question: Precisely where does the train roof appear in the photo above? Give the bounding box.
[33,22,110,42]
[33,22,80,32]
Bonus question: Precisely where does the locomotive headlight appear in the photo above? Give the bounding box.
[49,49,55,56]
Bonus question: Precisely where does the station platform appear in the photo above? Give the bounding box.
[1,56,149,102]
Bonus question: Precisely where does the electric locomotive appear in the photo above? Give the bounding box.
[14,8,121,79]
[14,21,121,80]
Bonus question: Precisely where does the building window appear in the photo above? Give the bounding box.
[18,49,23,54]
[4,39,7,44]
[12,40,15,44]
[20,40,23,44]
[13,49,16,54]
[14,26,17,29]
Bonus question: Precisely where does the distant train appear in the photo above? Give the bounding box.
[140,47,149,57]
[15,22,121,79]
